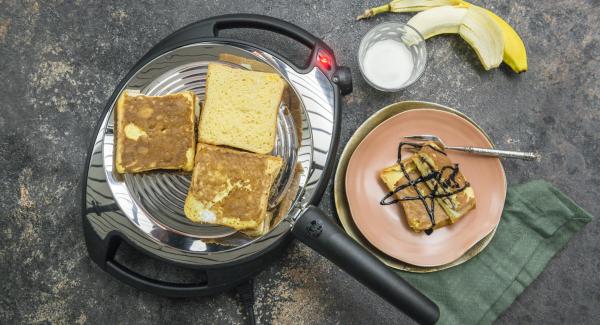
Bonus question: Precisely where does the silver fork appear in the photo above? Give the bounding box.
[404,134,540,161]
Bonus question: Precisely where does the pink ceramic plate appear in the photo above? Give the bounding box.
[345,109,506,267]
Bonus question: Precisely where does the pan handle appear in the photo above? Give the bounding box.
[82,219,240,297]
[150,14,352,93]
[203,14,325,51]
[105,259,211,297]
[165,14,335,72]
[292,206,440,325]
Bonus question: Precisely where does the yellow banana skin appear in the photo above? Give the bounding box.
[460,1,527,73]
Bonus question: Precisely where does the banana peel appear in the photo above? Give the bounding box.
[459,1,527,73]
[459,6,504,70]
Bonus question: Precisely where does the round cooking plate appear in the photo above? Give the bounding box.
[123,61,297,239]
[101,41,338,256]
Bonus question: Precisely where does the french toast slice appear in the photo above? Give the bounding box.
[411,142,476,223]
[184,144,283,233]
[114,90,196,173]
[380,158,451,232]
[198,63,286,154]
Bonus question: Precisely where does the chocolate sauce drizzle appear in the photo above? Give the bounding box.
[380,142,470,235]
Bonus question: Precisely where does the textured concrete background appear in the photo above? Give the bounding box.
[1,0,599,324]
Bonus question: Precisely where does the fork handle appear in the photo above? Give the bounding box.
[446,146,540,160]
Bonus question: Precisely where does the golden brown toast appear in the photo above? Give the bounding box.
[184,144,283,233]
[198,63,286,154]
[380,159,451,232]
[240,212,273,237]
[114,90,196,173]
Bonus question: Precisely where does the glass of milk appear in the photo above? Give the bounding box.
[358,22,427,91]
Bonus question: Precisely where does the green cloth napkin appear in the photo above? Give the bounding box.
[402,180,593,325]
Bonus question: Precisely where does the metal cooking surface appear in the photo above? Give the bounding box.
[120,61,297,239]
[87,41,335,262]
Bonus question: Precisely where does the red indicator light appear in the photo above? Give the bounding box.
[317,50,333,70]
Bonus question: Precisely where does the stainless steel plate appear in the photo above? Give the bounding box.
[98,42,336,257]
[122,61,298,239]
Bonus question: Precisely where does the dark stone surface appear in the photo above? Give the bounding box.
[1,0,599,324]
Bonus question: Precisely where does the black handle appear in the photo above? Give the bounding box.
[147,14,352,91]
[202,14,324,50]
[82,218,245,297]
[83,221,213,297]
[160,14,334,72]
[292,206,440,325]
[105,259,210,297]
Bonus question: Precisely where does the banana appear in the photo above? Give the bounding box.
[459,1,527,72]
[407,6,467,39]
[358,0,528,73]
[407,6,504,70]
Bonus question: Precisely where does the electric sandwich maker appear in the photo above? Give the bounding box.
[82,14,439,324]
